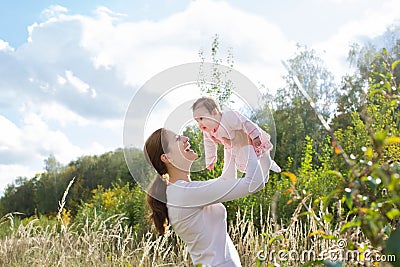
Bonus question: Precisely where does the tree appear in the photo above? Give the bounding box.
[36,155,66,214]
[198,34,234,108]
[0,177,36,217]
[274,44,339,170]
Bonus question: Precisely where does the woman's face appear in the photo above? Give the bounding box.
[163,130,198,171]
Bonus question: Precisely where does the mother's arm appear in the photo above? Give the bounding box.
[167,131,270,208]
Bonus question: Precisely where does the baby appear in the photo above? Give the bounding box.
[192,96,281,182]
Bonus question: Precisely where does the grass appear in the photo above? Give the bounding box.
[0,200,394,267]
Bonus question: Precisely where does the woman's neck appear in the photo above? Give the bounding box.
[167,167,191,184]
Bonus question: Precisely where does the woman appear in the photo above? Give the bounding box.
[144,127,270,266]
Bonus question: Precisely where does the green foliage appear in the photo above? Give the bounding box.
[0,148,147,219]
[0,177,36,217]
[282,47,400,260]
[74,183,149,235]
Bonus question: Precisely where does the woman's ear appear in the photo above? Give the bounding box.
[160,153,170,163]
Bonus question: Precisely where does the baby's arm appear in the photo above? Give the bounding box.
[203,132,218,170]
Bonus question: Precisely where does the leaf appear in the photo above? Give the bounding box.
[392,59,400,71]
[284,188,294,195]
[325,171,343,179]
[268,235,284,245]
[323,213,333,223]
[322,234,336,240]
[374,131,387,147]
[365,147,373,158]
[386,209,400,220]
[309,230,325,237]
[384,136,400,146]
[299,211,314,217]
[332,140,342,154]
[282,171,297,186]
[344,190,353,209]
[360,208,368,213]
[340,219,361,233]
[322,188,341,210]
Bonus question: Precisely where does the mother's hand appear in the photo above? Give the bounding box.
[231,130,250,147]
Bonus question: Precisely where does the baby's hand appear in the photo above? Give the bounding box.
[253,136,261,147]
[221,137,232,147]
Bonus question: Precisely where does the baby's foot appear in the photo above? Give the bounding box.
[270,160,281,173]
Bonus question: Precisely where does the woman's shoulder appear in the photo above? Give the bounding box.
[167,178,218,189]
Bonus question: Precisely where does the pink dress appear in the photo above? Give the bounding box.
[203,110,273,172]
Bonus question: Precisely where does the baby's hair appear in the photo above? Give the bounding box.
[192,96,222,114]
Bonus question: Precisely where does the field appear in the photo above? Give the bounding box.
[0,201,394,267]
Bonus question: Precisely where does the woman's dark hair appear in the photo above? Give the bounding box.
[144,128,170,235]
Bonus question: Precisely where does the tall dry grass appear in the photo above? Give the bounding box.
[0,199,391,267]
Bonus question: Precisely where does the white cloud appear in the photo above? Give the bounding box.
[0,108,115,193]
[41,5,69,19]
[36,102,89,126]
[313,0,400,79]
[0,164,39,194]
[64,70,94,96]
[79,0,294,89]
[0,39,14,52]
[0,115,22,150]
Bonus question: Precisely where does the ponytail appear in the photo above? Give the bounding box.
[144,128,171,235]
[146,175,169,235]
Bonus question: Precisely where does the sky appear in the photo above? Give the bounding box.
[1,0,400,195]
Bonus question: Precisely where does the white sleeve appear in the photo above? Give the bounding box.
[166,146,269,208]
[219,147,237,180]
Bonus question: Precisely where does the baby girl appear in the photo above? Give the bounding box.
[192,96,281,182]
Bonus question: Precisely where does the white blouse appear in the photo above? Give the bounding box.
[166,146,269,266]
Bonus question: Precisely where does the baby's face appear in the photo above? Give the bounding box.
[193,106,220,133]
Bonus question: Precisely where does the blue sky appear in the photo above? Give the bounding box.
[0,0,399,195]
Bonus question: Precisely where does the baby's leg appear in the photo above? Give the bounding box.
[260,152,272,183]
[234,146,248,174]
[258,130,281,173]
[247,151,271,193]
[220,147,237,180]
[270,160,281,173]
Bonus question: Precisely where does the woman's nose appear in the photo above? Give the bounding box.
[182,136,189,142]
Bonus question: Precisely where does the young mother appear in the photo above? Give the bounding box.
[144,127,270,266]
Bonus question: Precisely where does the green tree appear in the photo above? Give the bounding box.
[198,34,234,107]
[0,177,36,217]
[274,44,339,170]
[36,155,68,214]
